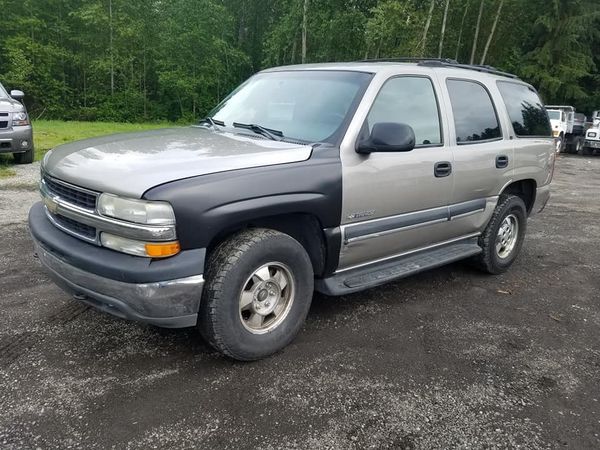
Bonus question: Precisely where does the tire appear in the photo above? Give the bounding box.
[472,195,527,275]
[574,138,583,155]
[198,228,314,361]
[579,146,592,156]
[13,148,34,164]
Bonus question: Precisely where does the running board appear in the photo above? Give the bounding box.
[316,238,482,296]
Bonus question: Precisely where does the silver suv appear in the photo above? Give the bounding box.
[29,60,555,360]
[0,82,34,164]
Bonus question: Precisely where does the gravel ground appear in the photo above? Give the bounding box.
[0,161,40,226]
[0,155,599,449]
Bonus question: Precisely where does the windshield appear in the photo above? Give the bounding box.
[211,71,372,143]
[547,110,561,121]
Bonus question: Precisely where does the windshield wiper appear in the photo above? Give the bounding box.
[233,122,284,141]
[199,117,225,130]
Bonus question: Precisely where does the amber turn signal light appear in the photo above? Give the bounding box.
[145,241,181,258]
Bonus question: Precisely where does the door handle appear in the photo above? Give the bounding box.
[496,155,509,169]
[434,161,452,178]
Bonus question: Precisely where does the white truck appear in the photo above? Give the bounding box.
[582,111,600,155]
[545,105,585,154]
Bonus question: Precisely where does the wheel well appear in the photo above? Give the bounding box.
[501,180,537,215]
[206,213,327,276]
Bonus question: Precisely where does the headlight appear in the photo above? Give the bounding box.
[101,233,181,258]
[12,112,30,126]
[98,193,176,225]
[588,132,597,138]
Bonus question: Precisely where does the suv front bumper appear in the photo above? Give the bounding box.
[0,125,33,154]
[29,202,205,328]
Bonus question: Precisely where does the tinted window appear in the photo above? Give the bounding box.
[367,77,442,146]
[447,79,501,143]
[497,81,552,137]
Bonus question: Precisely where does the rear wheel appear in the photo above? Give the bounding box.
[473,195,527,275]
[574,138,583,155]
[13,148,34,164]
[198,228,314,361]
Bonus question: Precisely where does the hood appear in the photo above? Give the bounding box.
[0,97,24,113]
[586,127,599,140]
[43,127,313,198]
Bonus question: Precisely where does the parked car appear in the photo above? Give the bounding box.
[29,60,555,360]
[0,82,34,164]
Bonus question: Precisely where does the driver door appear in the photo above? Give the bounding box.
[339,74,457,270]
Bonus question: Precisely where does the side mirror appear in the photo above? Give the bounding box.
[10,90,25,100]
[357,122,416,154]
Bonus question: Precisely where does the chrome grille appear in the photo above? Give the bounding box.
[0,112,7,129]
[40,174,177,246]
[52,214,97,239]
[43,175,98,210]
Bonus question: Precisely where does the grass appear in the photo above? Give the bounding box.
[0,164,16,178]
[0,120,173,178]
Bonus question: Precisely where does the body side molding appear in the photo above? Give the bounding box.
[343,198,490,244]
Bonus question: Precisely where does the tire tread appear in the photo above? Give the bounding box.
[199,229,300,360]
[473,194,526,274]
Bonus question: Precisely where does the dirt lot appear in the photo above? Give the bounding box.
[0,155,599,449]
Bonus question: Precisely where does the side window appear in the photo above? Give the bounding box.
[497,81,552,137]
[367,77,442,146]
[447,79,501,143]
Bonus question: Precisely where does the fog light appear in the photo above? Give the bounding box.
[21,140,29,148]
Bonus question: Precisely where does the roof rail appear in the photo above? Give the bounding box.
[418,60,520,79]
[360,57,459,64]
[358,58,520,80]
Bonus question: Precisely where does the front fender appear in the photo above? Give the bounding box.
[144,147,342,250]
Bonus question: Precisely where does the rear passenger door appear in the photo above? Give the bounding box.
[439,76,514,236]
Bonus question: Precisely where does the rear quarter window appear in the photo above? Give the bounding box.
[497,81,552,137]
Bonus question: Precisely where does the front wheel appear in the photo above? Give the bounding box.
[14,148,34,164]
[473,195,527,275]
[555,135,564,153]
[198,229,314,361]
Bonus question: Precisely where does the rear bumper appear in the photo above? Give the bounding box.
[0,125,33,154]
[29,202,205,328]
[531,185,551,216]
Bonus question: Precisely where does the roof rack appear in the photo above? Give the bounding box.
[358,58,520,80]
[360,57,459,64]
